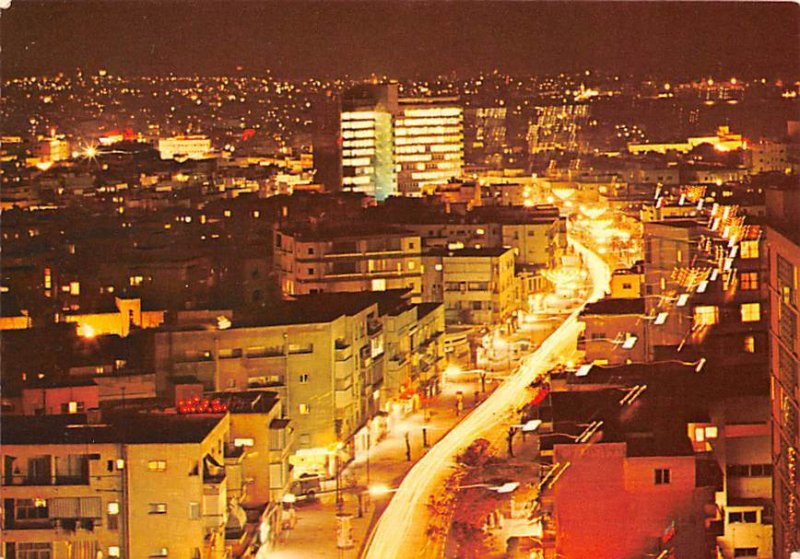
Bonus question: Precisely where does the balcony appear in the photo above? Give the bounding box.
[335,389,354,409]
[367,320,382,336]
[335,343,353,362]
[3,474,90,487]
[3,518,55,530]
[203,469,226,485]
[203,488,227,530]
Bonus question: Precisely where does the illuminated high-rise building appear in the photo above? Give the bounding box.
[394,98,463,196]
[340,83,398,201]
[464,107,507,167]
[333,85,465,200]
[527,104,589,154]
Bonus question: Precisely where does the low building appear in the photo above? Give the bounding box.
[580,297,648,365]
[1,412,231,559]
[157,135,212,161]
[538,382,722,559]
[609,262,644,299]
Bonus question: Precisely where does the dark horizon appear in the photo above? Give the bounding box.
[2,1,799,80]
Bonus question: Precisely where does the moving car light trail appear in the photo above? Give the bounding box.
[363,239,610,558]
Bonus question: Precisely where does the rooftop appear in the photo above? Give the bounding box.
[207,389,280,414]
[1,412,225,445]
[581,297,645,316]
[426,246,512,258]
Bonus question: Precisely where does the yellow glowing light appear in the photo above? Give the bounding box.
[543,268,581,285]
[580,206,607,219]
[443,363,462,380]
[79,324,96,339]
[35,161,54,171]
[369,484,392,496]
[551,187,575,201]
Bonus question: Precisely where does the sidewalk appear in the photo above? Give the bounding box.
[265,375,491,559]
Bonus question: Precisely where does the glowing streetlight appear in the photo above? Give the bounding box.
[695,358,707,373]
[551,187,575,201]
[79,324,96,339]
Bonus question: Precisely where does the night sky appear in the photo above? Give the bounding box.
[2,1,799,79]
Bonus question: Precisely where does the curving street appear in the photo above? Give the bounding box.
[363,239,610,559]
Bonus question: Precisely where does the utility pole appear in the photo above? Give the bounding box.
[507,427,516,458]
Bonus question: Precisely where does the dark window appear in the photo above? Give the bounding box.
[734,548,758,557]
[654,468,671,485]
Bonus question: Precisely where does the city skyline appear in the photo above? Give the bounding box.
[1,3,798,559]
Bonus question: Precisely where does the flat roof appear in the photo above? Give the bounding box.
[581,297,645,316]
[207,390,280,414]
[1,413,225,445]
[426,246,511,258]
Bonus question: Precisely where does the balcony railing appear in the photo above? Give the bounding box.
[2,474,90,487]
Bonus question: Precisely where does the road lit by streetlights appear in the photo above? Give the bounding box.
[363,238,610,559]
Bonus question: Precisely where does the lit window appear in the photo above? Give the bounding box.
[693,305,719,326]
[108,502,120,515]
[299,404,310,415]
[408,261,416,270]
[109,547,121,558]
[740,303,761,323]
[740,240,759,259]
[147,460,167,472]
[129,275,144,287]
[434,264,443,271]
[299,374,309,384]
[371,279,386,292]
[148,503,168,514]
[233,438,254,447]
[743,335,755,353]
[739,272,758,290]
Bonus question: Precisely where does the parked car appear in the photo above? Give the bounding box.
[289,473,337,501]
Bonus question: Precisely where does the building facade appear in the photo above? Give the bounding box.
[274,224,423,301]
[394,98,463,196]
[1,414,230,559]
[766,224,800,558]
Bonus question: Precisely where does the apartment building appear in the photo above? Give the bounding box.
[643,217,768,377]
[274,223,423,301]
[765,187,800,558]
[154,295,384,457]
[394,97,464,196]
[2,413,230,559]
[422,246,517,326]
[153,291,442,474]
